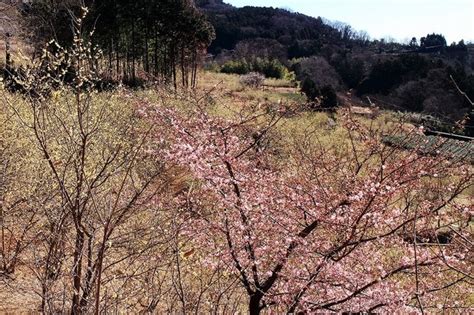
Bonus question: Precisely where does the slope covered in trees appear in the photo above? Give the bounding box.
[7,0,474,135]
[197,2,474,136]
[201,5,363,58]
[21,0,215,88]
[196,0,233,11]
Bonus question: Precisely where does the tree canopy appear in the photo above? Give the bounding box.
[22,0,215,87]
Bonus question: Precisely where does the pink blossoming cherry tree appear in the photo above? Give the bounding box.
[144,104,473,314]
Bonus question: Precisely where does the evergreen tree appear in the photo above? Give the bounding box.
[22,0,215,88]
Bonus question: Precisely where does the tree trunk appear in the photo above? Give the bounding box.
[80,237,94,311]
[153,29,159,77]
[249,293,263,315]
[5,32,12,74]
[192,50,198,88]
[181,45,186,88]
[71,229,85,314]
[115,39,120,79]
[108,40,113,77]
[131,22,136,82]
[144,27,149,73]
[41,281,47,313]
[172,45,177,90]
[94,223,110,315]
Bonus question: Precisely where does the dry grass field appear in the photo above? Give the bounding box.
[0,68,472,313]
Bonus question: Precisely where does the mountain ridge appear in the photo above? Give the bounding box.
[195,0,234,11]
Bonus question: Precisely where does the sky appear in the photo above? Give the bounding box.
[225,0,474,43]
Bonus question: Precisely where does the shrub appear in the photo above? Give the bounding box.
[203,62,221,72]
[320,85,338,108]
[292,56,341,89]
[301,78,339,109]
[283,69,297,84]
[396,80,425,112]
[301,77,319,101]
[334,56,365,89]
[221,58,288,79]
[221,59,251,75]
[252,58,287,79]
[239,72,265,88]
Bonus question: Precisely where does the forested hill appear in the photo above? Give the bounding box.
[195,0,233,11]
[195,1,474,137]
[196,1,365,57]
[195,0,470,58]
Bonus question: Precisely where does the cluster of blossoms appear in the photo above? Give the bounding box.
[142,103,473,313]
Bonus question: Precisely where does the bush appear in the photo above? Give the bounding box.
[239,72,265,88]
[203,62,221,73]
[283,69,297,84]
[221,59,251,75]
[396,80,425,112]
[221,58,288,79]
[320,85,338,108]
[301,77,339,109]
[292,56,341,89]
[301,77,319,101]
[333,56,365,89]
[252,58,287,79]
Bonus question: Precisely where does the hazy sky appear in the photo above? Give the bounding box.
[225,0,474,43]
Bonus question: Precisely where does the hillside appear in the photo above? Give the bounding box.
[0,1,473,313]
[195,0,233,11]
[197,3,355,57]
[1,65,472,314]
[7,0,474,135]
[196,1,474,136]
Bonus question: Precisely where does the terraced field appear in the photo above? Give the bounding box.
[383,133,474,164]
